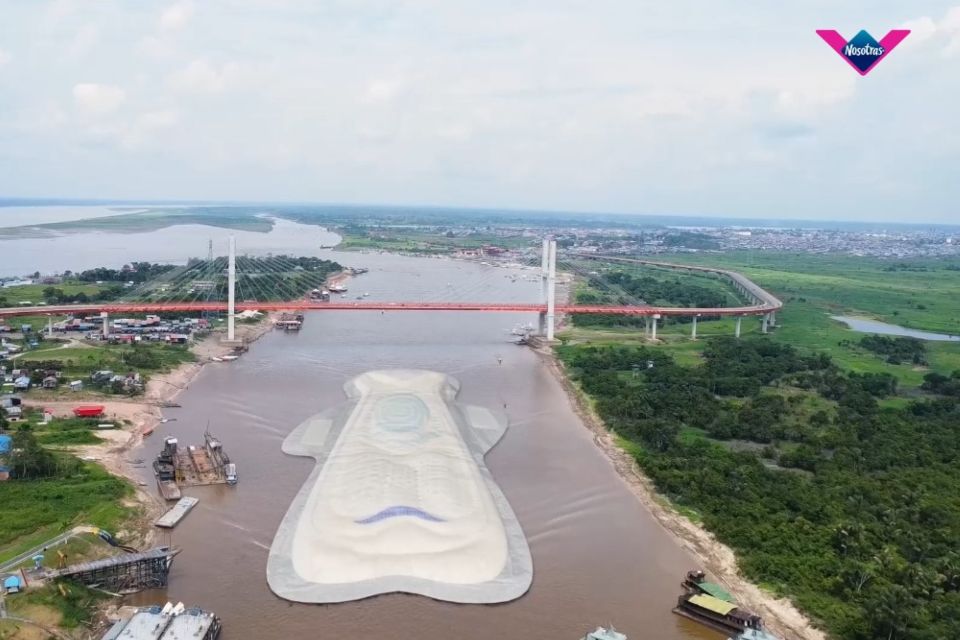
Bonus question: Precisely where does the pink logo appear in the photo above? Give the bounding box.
[816,29,910,76]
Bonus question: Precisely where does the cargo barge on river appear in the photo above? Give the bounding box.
[673,570,781,639]
[153,432,235,500]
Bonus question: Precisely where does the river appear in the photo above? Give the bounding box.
[831,315,960,342]
[0,216,340,277]
[115,249,718,640]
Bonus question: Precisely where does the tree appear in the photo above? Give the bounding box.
[9,428,59,479]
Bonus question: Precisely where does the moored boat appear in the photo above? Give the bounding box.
[682,569,735,602]
[673,592,764,636]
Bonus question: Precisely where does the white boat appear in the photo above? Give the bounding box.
[582,627,627,640]
[220,354,239,361]
[225,463,238,485]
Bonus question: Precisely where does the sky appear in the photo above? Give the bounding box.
[0,1,959,223]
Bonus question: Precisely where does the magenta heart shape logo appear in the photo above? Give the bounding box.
[816,29,910,75]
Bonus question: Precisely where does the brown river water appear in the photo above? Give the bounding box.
[127,251,720,640]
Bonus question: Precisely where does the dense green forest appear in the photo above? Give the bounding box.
[559,337,960,640]
[858,335,927,365]
[572,268,735,328]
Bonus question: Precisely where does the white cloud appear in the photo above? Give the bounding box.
[903,6,960,56]
[72,83,126,115]
[160,1,194,31]
[166,58,242,93]
[1,2,959,221]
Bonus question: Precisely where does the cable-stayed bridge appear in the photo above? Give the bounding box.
[0,238,782,340]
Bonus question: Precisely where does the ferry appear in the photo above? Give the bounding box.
[329,283,347,293]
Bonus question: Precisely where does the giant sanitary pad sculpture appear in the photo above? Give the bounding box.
[267,370,533,603]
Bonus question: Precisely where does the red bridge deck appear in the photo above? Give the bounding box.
[0,300,779,318]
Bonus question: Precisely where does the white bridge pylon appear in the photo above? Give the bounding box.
[538,237,558,340]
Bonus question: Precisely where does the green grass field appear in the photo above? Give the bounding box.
[0,283,108,306]
[0,463,133,565]
[566,253,960,392]
[17,342,195,378]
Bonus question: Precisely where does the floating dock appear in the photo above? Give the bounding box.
[155,497,199,529]
[102,603,221,640]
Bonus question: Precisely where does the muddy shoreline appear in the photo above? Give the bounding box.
[22,315,279,550]
[541,347,825,640]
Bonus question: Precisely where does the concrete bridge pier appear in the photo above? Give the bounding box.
[545,238,557,341]
[227,235,236,342]
[47,316,53,338]
[735,316,742,338]
[650,313,660,341]
[761,313,769,334]
[769,311,776,327]
[691,314,700,340]
[101,312,110,339]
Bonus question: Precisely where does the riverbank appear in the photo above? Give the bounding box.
[543,275,824,639]
[544,351,825,640]
[20,315,279,549]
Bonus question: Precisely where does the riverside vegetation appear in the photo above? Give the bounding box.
[560,255,960,640]
[559,337,960,640]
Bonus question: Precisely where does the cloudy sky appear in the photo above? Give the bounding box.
[0,1,958,222]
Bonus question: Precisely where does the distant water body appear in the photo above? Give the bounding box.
[832,315,960,342]
[2,200,959,233]
[0,216,339,277]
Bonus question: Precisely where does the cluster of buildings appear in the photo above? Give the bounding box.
[54,314,210,344]
[543,226,960,259]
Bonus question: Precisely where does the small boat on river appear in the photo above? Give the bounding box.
[581,627,626,640]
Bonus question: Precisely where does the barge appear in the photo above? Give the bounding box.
[153,433,235,499]
[673,570,781,639]
[276,312,304,331]
[153,440,181,501]
[102,602,221,640]
[155,496,200,529]
[673,592,764,635]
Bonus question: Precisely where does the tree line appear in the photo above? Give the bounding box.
[559,337,960,640]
